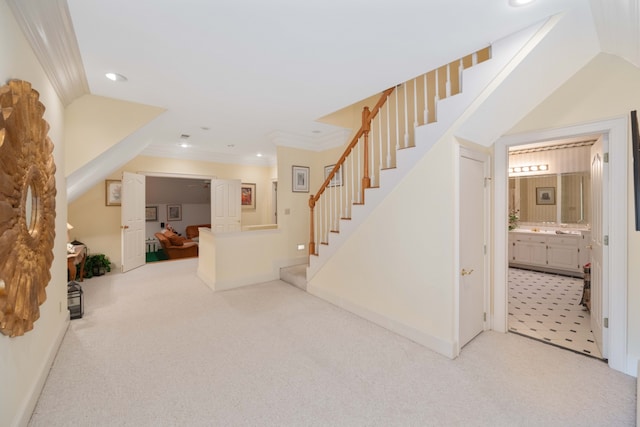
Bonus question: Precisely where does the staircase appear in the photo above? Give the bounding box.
[306,46,491,279]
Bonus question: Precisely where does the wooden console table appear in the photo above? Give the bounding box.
[67,245,86,282]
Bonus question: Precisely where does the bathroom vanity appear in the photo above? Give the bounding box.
[508,228,591,277]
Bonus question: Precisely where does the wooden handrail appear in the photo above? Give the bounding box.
[309,87,394,208]
[309,87,394,255]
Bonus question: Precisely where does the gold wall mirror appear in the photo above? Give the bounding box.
[0,80,57,337]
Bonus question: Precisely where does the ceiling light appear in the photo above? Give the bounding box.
[105,72,127,82]
[178,134,190,148]
[509,0,536,7]
[256,153,263,157]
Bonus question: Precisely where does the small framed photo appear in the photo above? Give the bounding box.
[536,187,556,205]
[241,183,256,210]
[292,165,310,193]
[145,206,158,222]
[324,164,343,187]
[105,180,122,206]
[167,204,182,221]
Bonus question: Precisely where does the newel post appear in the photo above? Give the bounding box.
[309,195,316,256]
[362,106,371,190]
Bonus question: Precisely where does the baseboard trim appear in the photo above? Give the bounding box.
[308,284,456,359]
[13,315,69,427]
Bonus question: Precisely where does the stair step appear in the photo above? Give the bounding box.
[280,264,307,290]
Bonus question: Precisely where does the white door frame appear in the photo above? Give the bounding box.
[455,145,490,355]
[493,116,629,375]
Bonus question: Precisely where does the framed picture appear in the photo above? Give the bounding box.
[167,204,182,221]
[292,165,310,193]
[105,180,122,206]
[324,164,343,187]
[145,206,158,222]
[241,183,256,210]
[536,187,556,205]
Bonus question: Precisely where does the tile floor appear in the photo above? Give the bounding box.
[508,267,603,359]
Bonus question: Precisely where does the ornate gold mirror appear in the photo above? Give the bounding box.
[0,80,57,337]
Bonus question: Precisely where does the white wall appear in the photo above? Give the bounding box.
[307,133,458,358]
[0,3,69,426]
[507,52,640,375]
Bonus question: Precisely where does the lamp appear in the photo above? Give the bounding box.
[66,222,73,243]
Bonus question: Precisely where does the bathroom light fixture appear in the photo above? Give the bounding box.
[509,0,536,7]
[508,164,548,174]
[105,72,127,82]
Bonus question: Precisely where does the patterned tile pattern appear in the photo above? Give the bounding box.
[508,267,603,359]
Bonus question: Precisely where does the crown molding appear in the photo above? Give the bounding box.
[7,0,89,106]
[268,129,352,152]
[140,145,276,167]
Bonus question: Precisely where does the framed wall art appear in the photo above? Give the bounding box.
[145,206,158,222]
[105,180,122,206]
[536,187,556,205]
[324,164,343,187]
[167,204,182,221]
[292,165,309,193]
[241,183,256,210]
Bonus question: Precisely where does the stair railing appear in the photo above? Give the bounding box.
[308,47,491,257]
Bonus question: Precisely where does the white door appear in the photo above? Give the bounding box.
[211,179,241,232]
[121,171,146,272]
[459,148,488,348]
[590,136,607,357]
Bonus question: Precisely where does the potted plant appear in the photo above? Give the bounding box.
[508,209,520,231]
[84,254,112,278]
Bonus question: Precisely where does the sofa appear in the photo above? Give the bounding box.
[185,224,211,239]
[154,231,198,259]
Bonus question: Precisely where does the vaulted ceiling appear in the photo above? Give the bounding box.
[8,0,640,167]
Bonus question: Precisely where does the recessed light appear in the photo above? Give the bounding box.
[256,153,263,157]
[179,143,189,148]
[105,72,127,82]
[509,0,536,7]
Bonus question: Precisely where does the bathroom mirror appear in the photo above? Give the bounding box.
[509,172,590,225]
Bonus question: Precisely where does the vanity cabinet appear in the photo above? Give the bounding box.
[509,230,591,277]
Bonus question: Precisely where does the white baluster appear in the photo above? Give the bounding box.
[395,87,400,151]
[357,142,362,203]
[458,58,464,93]
[386,98,391,168]
[434,67,440,101]
[403,83,409,148]
[423,73,428,124]
[376,106,382,171]
[445,64,451,98]
[413,78,418,130]
[351,143,355,205]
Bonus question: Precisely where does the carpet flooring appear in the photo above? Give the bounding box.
[508,267,602,359]
[29,259,636,426]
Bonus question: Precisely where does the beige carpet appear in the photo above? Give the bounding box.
[29,259,636,426]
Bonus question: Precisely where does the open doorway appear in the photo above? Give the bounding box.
[145,176,212,263]
[506,138,603,359]
[494,117,629,375]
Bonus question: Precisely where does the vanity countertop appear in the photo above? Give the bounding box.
[510,228,586,235]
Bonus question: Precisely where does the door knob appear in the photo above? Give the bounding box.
[461,268,474,276]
